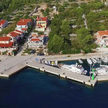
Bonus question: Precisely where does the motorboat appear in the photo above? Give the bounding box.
[61,63,87,75]
[93,65,108,76]
[87,58,93,65]
[96,67,108,75]
[78,59,83,64]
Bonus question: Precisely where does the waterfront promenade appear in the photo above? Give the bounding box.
[44,52,107,62]
[0,52,108,87]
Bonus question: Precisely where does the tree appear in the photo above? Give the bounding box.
[48,34,63,53]
[60,19,71,38]
[76,28,95,53]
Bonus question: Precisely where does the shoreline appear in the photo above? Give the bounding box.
[0,57,97,87]
[0,53,108,87]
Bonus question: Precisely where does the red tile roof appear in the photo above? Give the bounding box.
[21,28,27,31]
[17,19,32,26]
[15,30,23,34]
[98,30,108,36]
[9,31,19,37]
[17,22,27,26]
[32,34,38,37]
[31,38,40,41]
[37,16,47,21]
[0,20,6,26]
[0,42,13,48]
[0,37,11,41]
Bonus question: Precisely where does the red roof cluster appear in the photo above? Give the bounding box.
[37,16,47,21]
[15,30,23,34]
[0,42,13,48]
[0,37,11,41]
[0,20,6,26]
[31,38,40,41]
[9,31,20,37]
[21,28,27,31]
[17,19,32,26]
[98,30,108,36]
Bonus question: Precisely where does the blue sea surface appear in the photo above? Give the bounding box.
[0,68,108,108]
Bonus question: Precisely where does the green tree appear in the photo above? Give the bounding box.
[60,19,71,38]
[48,34,63,53]
[76,28,95,53]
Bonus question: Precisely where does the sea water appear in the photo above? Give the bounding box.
[0,68,108,108]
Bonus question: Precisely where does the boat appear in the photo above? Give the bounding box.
[95,66,108,75]
[101,56,108,63]
[78,59,83,64]
[90,65,108,76]
[91,58,97,64]
[61,63,87,75]
[87,58,93,65]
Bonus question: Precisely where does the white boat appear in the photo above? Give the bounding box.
[95,66,108,75]
[61,64,87,75]
[102,57,108,63]
[87,58,93,65]
[91,58,97,64]
[78,59,83,64]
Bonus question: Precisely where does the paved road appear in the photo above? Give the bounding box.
[0,55,33,73]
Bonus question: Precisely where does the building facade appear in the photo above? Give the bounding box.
[35,16,48,32]
[95,30,108,46]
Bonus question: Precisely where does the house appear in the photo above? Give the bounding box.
[36,16,48,32]
[0,20,8,29]
[27,32,44,48]
[95,30,108,46]
[0,36,17,55]
[28,38,43,48]
[14,30,24,39]
[0,37,12,45]
[16,19,32,33]
[7,31,22,44]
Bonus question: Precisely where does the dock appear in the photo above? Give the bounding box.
[0,55,97,87]
[0,53,108,87]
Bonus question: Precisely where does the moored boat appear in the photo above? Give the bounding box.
[61,64,87,75]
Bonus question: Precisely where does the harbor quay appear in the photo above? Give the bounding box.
[0,53,108,87]
[0,56,97,87]
[44,52,107,62]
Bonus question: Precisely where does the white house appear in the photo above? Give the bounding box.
[36,16,48,32]
[16,19,32,33]
[14,30,24,39]
[95,30,108,46]
[7,31,22,44]
[27,38,43,48]
[27,33,44,48]
[0,36,17,55]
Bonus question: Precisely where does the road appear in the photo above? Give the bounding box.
[0,55,33,73]
[82,14,88,29]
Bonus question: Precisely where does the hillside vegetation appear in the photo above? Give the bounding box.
[0,0,56,12]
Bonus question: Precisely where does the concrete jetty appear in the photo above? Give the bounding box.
[0,56,97,87]
[0,53,108,87]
